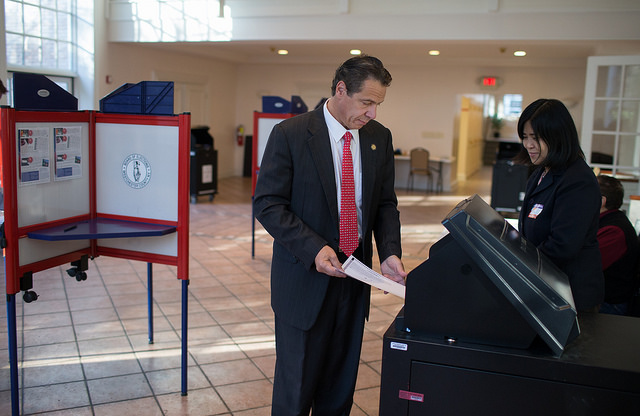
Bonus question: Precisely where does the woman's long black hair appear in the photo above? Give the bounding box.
[513,98,584,169]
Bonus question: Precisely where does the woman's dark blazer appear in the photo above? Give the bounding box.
[519,158,604,311]
[253,106,402,331]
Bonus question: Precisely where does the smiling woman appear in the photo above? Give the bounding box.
[514,98,604,313]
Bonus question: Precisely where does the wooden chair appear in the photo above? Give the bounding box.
[408,147,433,192]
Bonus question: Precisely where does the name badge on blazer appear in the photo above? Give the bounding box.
[528,203,544,219]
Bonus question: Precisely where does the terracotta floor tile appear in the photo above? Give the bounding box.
[215,379,273,412]
[77,336,133,356]
[93,397,163,416]
[23,325,76,347]
[189,342,246,365]
[81,352,141,379]
[200,358,264,386]
[22,356,84,387]
[136,348,196,372]
[87,373,153,404]
[22,381,90,414]
[146,366,210,395]
[156,387,229,415]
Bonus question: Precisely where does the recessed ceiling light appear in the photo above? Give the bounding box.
[277,49,289,55]
[428,50,440,56]
[350,49,362,55]
[514,50,526,57]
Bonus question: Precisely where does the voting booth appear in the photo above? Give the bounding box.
[379,195,640,415]
[1,106,191,415]
[250,111,295,257]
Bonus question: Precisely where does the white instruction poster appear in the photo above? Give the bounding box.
[18,127,51,185]
[54,126,83,181]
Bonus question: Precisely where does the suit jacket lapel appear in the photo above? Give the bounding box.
[307,109,340,228]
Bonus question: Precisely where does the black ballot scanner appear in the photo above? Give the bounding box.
[379,195,640,415]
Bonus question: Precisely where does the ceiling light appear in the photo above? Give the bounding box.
[277,49,288,55]
[350,49,362,55]
[514,50,526,57]
[428,50,440,56]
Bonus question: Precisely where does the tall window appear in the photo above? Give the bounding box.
[582,55,640,197]
[5,0,75,72]
[4,0,94,108]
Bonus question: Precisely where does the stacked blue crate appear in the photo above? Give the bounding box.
[100,81,174,115]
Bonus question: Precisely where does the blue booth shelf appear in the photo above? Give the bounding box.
[27,218,177,241]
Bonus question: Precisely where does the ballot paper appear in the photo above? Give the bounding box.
[342,256,406,299]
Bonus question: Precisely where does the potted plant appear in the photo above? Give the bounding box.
[491,114,504,138]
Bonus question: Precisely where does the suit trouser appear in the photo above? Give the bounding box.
[271,272,367,416]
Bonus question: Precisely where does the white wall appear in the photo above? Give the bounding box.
[100,43,241,178]
[100,44,597,180]
[235,62,587,164]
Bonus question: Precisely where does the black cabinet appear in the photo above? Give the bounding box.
[190,126,217,203]
[379,312,640,415]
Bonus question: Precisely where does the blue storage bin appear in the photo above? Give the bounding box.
[13,73,78,111]
[100,81,174,115]
[262,96,291,113]
[290,95,308,114]
[262,95,308,114]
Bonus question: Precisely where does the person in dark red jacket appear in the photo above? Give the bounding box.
[515,99,604,313]
[596,175,640,316]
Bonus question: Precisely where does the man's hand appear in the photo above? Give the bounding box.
[380,255,407,286]
[315,245,348,278]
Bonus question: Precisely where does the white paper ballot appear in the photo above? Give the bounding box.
[342,256,406,299]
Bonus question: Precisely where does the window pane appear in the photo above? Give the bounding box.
[593,100,620,131]
[596,66,622,98]
[57,42,72,71]
[623,65,640,98]
[24,37,42,66]
[57,11,72,41]
[57,0,72,13]
[42,39,57,68]
[41,8,57,38]
[591,134,615,164]
[620,101,640,133]
[5,1,23,32]
[24,4,42,37]
[617,135,640,167]
[503,94,522,118]
[6,33,25,66]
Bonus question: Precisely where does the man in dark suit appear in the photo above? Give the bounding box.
[254,55,406,415]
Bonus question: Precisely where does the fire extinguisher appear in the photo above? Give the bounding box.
[236,125,244,146]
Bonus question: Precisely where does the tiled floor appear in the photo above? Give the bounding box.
[0,167,492,415]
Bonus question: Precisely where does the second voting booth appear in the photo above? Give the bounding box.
[1,99,191,414]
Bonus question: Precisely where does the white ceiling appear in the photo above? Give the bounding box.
[143,39,640,68]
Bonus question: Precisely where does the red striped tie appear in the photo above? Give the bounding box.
[339,132,358,257]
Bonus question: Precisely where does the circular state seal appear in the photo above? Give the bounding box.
[122,153,152,189]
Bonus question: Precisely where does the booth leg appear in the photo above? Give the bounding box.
[147,263,154,344]
[7,293,20,416]
[181,279,189,396]
[251,196,255,259]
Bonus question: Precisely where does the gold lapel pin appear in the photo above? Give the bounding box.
[371,144,376,150]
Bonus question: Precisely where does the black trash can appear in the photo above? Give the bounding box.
[190,126,218,203]
[490,160,528,214]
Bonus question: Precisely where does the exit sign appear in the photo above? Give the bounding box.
[478,76,502,88]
